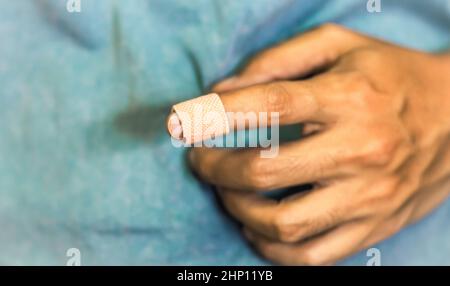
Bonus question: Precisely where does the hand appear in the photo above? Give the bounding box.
[188,24,450,265]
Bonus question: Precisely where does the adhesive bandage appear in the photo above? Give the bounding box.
[167,93,230,145]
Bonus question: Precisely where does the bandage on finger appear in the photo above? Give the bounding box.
[167,93,230,144]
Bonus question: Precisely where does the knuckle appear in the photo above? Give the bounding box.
[272,208,342,244]
[245,157,274,190]
[262,82,293,119]
[355,48,383,63]
[272,211,300,243]
[358,136,399,167]
[345,69,370,83]
[365,177,401,211]
[300,247,327,266]
[331,70,379,110]
[382,176,417,213]
[344,70,375,94]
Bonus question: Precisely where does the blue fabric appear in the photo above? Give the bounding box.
[0,0,449,265]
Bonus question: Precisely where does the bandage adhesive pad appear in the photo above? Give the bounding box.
[167,93,230,144]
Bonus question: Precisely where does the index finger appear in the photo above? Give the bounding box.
[220,80,324,129]
[166,80,328,142]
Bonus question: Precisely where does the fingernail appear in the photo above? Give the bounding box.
[172,125,182,138]
[167,113,183,139]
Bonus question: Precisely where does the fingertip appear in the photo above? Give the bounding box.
[166,112,183,140]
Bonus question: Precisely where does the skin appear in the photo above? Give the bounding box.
[184,24,450,265]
